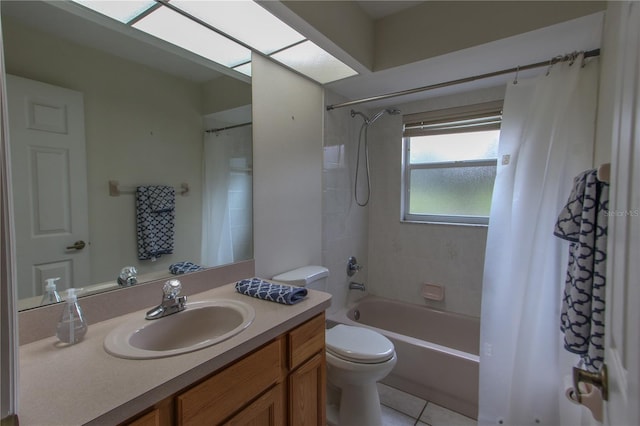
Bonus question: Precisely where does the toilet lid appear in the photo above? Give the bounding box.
[325,324,394,363]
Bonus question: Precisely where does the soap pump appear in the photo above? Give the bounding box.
[56,288,88,344]
[40,277,62,306]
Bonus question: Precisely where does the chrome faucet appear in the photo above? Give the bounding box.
[117,266,138,287]
[349,281,366,291]
[347,256,362,277]
[146,280,187,320]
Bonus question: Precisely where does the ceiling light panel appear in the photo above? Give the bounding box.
[233,63,253,77]
[270,41,357,84]
[71,0,156,24]
[133,5,251,67]
[171,0,305,55]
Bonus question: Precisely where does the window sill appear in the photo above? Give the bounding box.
[400,219,489,228]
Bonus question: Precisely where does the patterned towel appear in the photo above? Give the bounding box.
[235,278,308,305]
[169,261,203,274]
[136,186,175,261]
[554,169,609,372]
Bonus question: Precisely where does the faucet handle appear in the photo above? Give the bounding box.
[163,279,182,299]
[347,256,363,277]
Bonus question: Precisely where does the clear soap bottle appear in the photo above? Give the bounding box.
[56,288,88,344]
[40,277,62,306]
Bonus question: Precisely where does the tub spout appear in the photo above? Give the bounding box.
[349,281,366,291]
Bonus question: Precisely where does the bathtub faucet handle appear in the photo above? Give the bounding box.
[347,256,363,277]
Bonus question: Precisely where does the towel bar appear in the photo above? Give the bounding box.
[109,180,189,197]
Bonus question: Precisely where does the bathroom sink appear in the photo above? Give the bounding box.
[104,299,255,359]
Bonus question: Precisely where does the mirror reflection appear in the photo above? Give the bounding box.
[2,0,253,311]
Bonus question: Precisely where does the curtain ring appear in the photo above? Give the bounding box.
[513,66,520,85]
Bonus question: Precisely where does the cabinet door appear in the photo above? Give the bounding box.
[289,353,326,426]
[123,398,173,426]
[224,383,284,426]
[177,339,283,425]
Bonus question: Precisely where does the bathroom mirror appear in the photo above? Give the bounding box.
[1,0,253,310]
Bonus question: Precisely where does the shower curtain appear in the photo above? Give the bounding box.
[201,126,252,266]
[479,54,599,426]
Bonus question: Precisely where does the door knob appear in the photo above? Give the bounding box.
[66,240,86,250]
[573,364,608,402]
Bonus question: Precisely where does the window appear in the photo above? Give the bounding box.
[402,101,502,225]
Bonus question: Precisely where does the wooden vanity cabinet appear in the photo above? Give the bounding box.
[287,313,326,426]
[123,313,326,426]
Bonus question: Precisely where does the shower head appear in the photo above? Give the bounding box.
[351,107,401,125]
[368,107,401,125]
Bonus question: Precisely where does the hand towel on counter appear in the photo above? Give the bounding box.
[554,169,609,372]
[235,278,308,305]
[169,261,203,275]
[136,185,175,261]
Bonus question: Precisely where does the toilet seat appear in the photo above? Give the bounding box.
[326,325,394,364]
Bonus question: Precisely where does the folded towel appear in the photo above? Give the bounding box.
[235,278,307,305]
[136,186,175,261]
[169,261,203,275]
[148,186,175,213]
[554,169,609,372]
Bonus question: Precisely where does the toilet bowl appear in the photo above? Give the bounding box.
[325,324,397,426]
[272,266,397,426]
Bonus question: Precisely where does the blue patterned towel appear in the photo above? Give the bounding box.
[554,169,609,372]
[169,261,203,275]
[235,278,308,305]
[136,186,175,261]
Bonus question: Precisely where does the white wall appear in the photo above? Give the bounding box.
[322,91,370,313]
[366,86,505,318]
[252,54,324,279]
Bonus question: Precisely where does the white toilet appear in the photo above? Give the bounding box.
[272,266,397,426]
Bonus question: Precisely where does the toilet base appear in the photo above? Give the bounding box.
[336,383,383,426]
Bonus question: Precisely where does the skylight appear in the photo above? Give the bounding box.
[132,6,251,68]
[72,0,156,24]
[271,40,357,84]
[70,0,357,84]
[171,0,305,55]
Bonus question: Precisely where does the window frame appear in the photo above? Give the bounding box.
[401,101,502,226]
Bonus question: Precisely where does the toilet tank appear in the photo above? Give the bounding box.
[272,266,329,291]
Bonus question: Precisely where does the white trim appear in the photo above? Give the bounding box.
[0,13,19,419]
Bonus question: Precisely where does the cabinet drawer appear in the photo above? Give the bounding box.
[288,313,325,370]
[177,339,283,426]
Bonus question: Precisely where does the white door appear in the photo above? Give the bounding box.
[7,75,90,300]
[603,2,640,425]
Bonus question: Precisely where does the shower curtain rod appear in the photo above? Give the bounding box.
[325,48,600,111]
[205,121,252,133]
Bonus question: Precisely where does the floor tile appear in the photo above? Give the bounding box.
[378,382,427,419]
[419,402,477,426]
[380,405,418,426]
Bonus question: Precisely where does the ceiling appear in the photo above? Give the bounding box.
[2,0,605,110]
[355,1,425,19]
[325,11,604,110]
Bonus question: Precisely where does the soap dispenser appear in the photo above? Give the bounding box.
[56,288,88,344]
[40,277,62,306]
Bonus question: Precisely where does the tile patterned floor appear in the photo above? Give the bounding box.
[378,383,477,426]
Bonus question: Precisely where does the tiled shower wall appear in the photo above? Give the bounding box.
[322,91,370,314]
[323,87,504,318]
[366,87,505,318]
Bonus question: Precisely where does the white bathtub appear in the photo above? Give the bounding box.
[328,296,480,419]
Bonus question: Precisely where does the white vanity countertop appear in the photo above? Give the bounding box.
[18,282,331,426]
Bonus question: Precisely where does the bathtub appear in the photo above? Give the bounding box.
[328,296,480,419]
